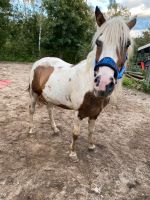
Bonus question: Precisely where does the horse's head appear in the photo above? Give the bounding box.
[92,6,136,97]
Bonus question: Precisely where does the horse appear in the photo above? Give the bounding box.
[28,6,136,161]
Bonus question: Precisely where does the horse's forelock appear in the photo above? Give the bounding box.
[92,17,131,52]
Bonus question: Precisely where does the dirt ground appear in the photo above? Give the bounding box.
[0,62,150,200]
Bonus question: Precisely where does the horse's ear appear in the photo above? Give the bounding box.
[127,17,137,29]
[95,6,106,27]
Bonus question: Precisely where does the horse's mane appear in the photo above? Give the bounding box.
[92,17,131,53]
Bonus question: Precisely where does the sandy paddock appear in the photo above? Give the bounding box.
[0,62,150,200]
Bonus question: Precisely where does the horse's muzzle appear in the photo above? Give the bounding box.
[94,80,115,97]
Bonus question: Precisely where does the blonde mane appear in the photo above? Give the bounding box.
[92,17,131,53]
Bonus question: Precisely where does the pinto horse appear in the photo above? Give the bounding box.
[28,7,136,161]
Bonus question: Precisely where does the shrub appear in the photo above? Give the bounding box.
[122,76,150,94]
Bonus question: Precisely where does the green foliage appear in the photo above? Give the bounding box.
[0,0,11,48]
[0,12,39,61]
[122,76,150,94]
[0,0,95,63]
[142,81,150,93]
[122,76,134,88]
[128,29,150,92]
[127,63,143,73]
[42,0,95,63]
[134,30,150,49]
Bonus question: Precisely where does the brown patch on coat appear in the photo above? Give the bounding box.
[32,65,54,95]
[96,40,103,63]
[116,48,127,69]
[78,92,110,120]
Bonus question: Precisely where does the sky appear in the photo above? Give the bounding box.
[87,0,150,17]
[87,0,150,37]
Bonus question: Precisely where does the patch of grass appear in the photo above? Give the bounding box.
[122,76,150,94]
[122,77,134,88]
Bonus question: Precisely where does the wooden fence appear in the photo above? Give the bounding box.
[125,71,144,82]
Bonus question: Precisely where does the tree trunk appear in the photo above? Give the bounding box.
[38,24,42,57]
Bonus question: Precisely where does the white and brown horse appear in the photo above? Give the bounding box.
[28,7,136,161]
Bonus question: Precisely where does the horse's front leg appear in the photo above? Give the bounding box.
[88,118,96,150]
[70,112,81,162]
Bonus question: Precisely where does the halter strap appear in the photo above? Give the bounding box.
[117,65,126,79]
[94,57,126,80]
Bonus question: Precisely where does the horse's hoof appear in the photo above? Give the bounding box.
[52,129,60,136]
[69,151,79,162]
[88,144,96,151]
[53,127,60,135]
[29,128,33,134]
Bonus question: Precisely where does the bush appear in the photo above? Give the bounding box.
[142,81,150,93]
[122,76,150,94]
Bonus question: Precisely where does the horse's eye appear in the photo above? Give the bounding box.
[126,40,131,48]
[96,39,102,47]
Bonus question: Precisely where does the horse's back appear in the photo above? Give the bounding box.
[33,57,72,70]
[29,57,72,86]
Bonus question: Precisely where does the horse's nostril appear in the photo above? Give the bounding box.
[110,77,114,82]
[107,81,115,93]
[94,75,101,86]
[94,77,98,83]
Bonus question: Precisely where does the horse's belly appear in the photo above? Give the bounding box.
[42,84,79,110]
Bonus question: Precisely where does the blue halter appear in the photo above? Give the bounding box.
[117,65,126,79]
[94,57,126,80]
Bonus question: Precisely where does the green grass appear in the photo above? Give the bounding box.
[122,76,150,94]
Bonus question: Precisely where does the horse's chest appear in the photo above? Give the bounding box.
[78,92,110,120]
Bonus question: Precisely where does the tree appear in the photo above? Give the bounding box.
[134,29,150,49]
[0,0,11,48]
[42,0,95,63]
[108,0,116,9]
[23,0,45,56]
[0,1,41,61]
[107,2,131,19]
[0,0,95,63]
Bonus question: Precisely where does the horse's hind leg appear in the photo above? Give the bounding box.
[29,92,38,133]
[47,104,59,134]
[88,118,96,150]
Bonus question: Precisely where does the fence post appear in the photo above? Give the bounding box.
[147,66,150,85]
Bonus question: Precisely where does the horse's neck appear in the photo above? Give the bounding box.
[74,49,94,73]
[71,58,94,93]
